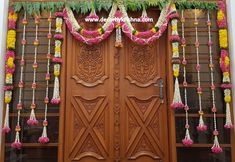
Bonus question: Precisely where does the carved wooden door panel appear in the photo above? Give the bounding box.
[119,34,169,162]
[64,32,115,162]
[64,26,169,162]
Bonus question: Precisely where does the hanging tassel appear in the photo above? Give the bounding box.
[171,77,184,109]
[211,134,223,154]
[51,76,60,104]
[224,103,233,128]
[11,126,22,149]
[182,128,193,146]
[2,104,11,133]
[27,108,38,125]
[140,7,150,23]
[115,25,123,48]
[38,120,50,143]
[196,114,207,131]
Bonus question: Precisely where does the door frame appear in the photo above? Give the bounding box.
[58,25,177,162]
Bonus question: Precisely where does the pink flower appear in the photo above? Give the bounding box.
[5,50,15,60]
[38,136,50,144]
[27,119,39,125]
[3,85,14,91]
[169,13,179,20]
[2,127,11,133]
[54,34,63,40]
[137,30,154,37]
[182,138,193,147]
[8,19,16,29]
[52,58,63,63]
[197,125,207,132]
[218,1,226,11]
[217,19,227,28]
[171,102,184,109]
[115,10,122,18]
[224,123,233,129]
[169,35,180,42]
[221,84,232,89]
[55,12,64,17]
[51,98,60,104]
[211,146,223,154]
[11,142,22,150]
[82,30,100,37]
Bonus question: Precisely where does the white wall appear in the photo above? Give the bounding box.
[0,0,9,148]
[226,0,235,130]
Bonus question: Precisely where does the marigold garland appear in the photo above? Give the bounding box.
[170,3,184,110]
[51,12,63,105]
[2,10,17,134]
[217,1,233,129]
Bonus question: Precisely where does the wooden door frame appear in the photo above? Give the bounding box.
[58,25,178,162]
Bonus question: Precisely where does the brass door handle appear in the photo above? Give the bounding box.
[154,78,164,103]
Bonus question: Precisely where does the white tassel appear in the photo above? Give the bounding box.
[224,103,233,128]
[115,26,122,48]
[2,104,11,133]
[51,76,60,104]
[171,77,184,109]
[11,131,22,149]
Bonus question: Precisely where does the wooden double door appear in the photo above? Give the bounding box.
[63,32,169,162]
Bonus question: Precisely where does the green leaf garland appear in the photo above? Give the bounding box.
[12,0,218,15]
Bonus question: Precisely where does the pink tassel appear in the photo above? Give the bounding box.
[38,121,50,144]
[11,131,22,150]
[196,114,207,132]
[211,135,223,154]
[27,109,38,125]
[182,128,193,146]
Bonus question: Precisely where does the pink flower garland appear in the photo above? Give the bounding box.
[63,8,115,45]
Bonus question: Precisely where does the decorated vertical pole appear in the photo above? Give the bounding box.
[217,1,233,129]
[170,3,184,110]
[194,9,207,132]
[2,9,18,133]
[38,12,52,144]
[27,15,40,125]
[11,11,28,149]
[207,11,223,154]
[181,10,193,147]
[51,11,63,104]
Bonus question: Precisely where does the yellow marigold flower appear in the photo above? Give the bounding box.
[223,72,229,77]
[54,70,60,76]
[8,13,18,21]
[98,28,103,35]
[172,47,178,53]
[151,27,156,33]
[8,30,16,37]
[4,96,11,104]
[172,25,177,31]
[171,3,176,9]
[55,46,61,52]
[225,56,230,66]
[219,29,228,48]
[217,10,225,21]
[56,23,62,28]
[173,70,179,77]
[224,95,231,103]
[6,57,14,68]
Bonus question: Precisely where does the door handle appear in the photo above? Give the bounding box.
[154,78,164,103]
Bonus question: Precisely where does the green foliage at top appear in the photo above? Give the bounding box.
[12,0,218,14]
